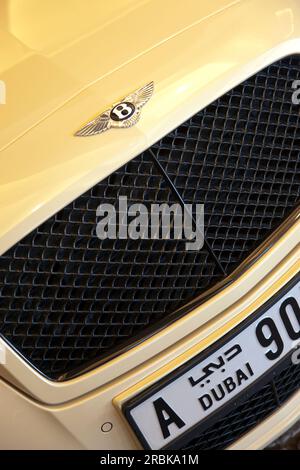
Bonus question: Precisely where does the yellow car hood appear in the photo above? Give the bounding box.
[0,0,299,402]
[0,0,236,151]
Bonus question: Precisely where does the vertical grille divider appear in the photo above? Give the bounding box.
[147,148,227,276]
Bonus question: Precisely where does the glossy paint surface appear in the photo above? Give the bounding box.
[0,0,299,450]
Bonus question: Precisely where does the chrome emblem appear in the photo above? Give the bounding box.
[75,81,154,137]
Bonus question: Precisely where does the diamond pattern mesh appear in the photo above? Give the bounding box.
[0,153,222,379]
[0,55,299,380]
[155,55,300,273]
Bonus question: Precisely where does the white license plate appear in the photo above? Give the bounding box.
[124,278,300,449]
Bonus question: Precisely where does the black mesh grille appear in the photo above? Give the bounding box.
[155,55,300,273]
[0,153,222,379]
[181,357,300,451]
[0,55,299,380]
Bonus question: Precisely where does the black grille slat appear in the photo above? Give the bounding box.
[0,55,299,381]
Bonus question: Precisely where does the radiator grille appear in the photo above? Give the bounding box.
[0,55,299,380]
[0,153,222,379]
[155,54,300,273]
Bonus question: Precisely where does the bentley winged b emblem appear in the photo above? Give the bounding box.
[75,81,154,137]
